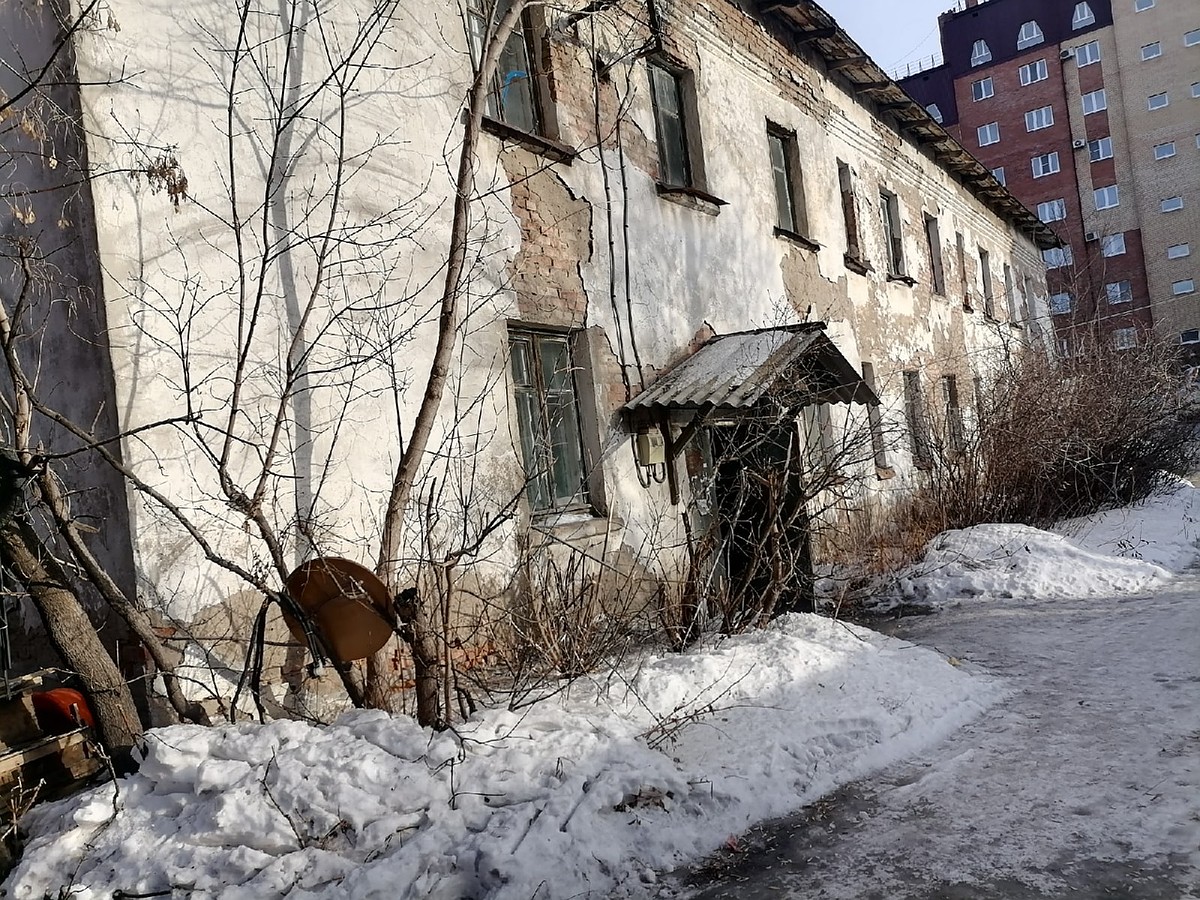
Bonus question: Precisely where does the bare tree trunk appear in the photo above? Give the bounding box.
[0,519,142,765]
[371,1,531,726]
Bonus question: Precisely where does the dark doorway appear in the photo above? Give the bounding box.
[709,415,815,630]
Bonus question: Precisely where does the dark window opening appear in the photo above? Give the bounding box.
[942,374,965,453]
[956,231,969,308]
[862,362,890,470]
[881,190,906,276]
[838,160,863,264]
[979,247,995,319]
[904,370,932,469]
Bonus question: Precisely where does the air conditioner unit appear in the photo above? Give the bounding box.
[1060,48,1075,60]
[1072,138,1087,149]
[1084,231,1101,242]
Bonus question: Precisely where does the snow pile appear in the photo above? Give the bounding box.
[890,523,1172,608]
[885,481,1200,610]
[1056,477,1200,573]
[5,615,1000,900]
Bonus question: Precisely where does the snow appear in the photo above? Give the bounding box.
[686,580,1200,898]
[882,481,1200,610]
[4,616,999,900]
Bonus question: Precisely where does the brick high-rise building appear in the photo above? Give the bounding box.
[900,0,1200,357]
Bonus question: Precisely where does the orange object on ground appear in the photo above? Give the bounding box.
[32,688,96,734]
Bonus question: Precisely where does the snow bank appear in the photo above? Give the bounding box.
[1056,477,1200,574]
[5,615,1000,900]
[884,481,1200,610]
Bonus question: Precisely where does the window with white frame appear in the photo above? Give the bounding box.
[1113,327,1137,350]
[971,40,992,66]
[1025,106,1054,131]
[1105,280,1133,303]
[1101,233,1126,256]
[1175,279,1197,295]
[1082,89,1107,114]
[978,122,1000,146]
[1095,184,1119,209]
[1162,196,1184,212]
[992,166,1006,185]
[1043,246,1074,268]
[1148,92,1169,109]
[1155,142,1176,159]
[1076,40,1101,65]
[1072,2,1095,28]
[1032,151,1060,177]
[1187,29,1200,46]
[1017,20,1045,50]
[1192,83,1200,98]
[1141,42,1162,60]
[926,104,944,123]
[1167,243,1191,259]
[1019,59,1048,85]
[1089,136,1113,160]
[1134,0,1154,11]
[972,77,994,101]
[1050,292,1073,314]
[1038,198,1067,222]
[1182,330,1200,345]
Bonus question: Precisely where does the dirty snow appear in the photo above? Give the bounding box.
[883,482,1200,610]
[687,579,1200,899]
[4,616,999,900]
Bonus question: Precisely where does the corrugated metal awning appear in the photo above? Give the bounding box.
[624,324,878,414]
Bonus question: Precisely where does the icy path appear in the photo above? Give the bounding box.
[684,581,1200,899]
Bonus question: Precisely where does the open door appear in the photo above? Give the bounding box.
[709,416,815,630]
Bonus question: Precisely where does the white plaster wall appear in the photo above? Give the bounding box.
[69,0,1049,649]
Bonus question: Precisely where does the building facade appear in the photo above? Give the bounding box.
[3,0,1052,702]
[901,0,1200,356]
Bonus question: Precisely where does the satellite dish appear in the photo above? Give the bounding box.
[283,558,394,662]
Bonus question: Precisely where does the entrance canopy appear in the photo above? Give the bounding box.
[624,324,879,415]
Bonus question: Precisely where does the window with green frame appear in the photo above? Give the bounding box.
[509,330,589,511]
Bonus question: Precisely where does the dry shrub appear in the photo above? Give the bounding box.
[964,338,1195,527]
[820,339,1196,612]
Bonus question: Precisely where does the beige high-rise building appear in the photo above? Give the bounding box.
[901,0,1200,356]
[1111,0,1200,345]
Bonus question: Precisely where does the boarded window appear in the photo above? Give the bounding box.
[942,375,966,453]
[904,371,932,468]
[862,362,889,470]
[838,161,863,262]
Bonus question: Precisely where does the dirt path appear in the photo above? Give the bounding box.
[677,583,1200,899]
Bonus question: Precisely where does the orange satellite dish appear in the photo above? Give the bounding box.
[283,558,394,662]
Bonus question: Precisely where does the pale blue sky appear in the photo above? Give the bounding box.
[821,0,956,77]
